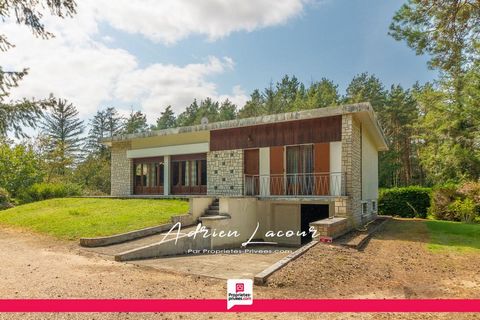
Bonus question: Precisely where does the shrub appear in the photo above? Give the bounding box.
[448,198,477,223]
[378,186,431,218]
[19,182,82,203]
[0,187,13,210]
[430,183,460,221]
[430,181,480,222]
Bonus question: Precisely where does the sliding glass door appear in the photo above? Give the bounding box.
[286,145,313,195]
[171,154,207,194]
[133,157,164,194]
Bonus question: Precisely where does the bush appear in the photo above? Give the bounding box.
[430,183,461,221]
[431,181,480,222]
[0,187,13,210]
[19,182,82,203]
[448,198,477,223]
[379,186,432,218]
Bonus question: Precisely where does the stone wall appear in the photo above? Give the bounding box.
[207,149,244,196]
[111,141,132,196]
[341,114,363,227]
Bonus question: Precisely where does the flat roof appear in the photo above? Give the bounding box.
[106,102,388,151]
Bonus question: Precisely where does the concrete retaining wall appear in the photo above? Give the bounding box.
[114,233,211,261]
[80,223,174,247]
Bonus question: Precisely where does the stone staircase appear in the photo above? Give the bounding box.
[198,198,230,221]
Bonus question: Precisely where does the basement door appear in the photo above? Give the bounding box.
[300,204,329,244]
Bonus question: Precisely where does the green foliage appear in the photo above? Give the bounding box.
[1,0,76,138]
[73,154,111,195]
[153,105,176,130]
[0,187,13,210]
[379,186,431,218]
[86,107,124,155]
[41,98,85,177]
[448,198,477,223]
[430,181,480,222]
[124,110,148,134]
[19,182,82,203]
[0,142,44,197]
[389,0,479,82]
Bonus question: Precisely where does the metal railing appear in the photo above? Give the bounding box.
[244,172,346,197]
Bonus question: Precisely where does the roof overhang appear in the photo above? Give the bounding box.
[104,102,388,151]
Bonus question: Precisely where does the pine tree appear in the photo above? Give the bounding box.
[153,106,176,130]
[124,110,148,134]
[41,98,85,177]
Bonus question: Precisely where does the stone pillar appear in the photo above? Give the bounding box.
[163,155,170,196]
[341,114,362,227]
[207,150,244,196]
[110,141,132,196]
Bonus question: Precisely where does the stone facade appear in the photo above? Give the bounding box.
[111,141,132,196]
[207,149,244,196]
[341,114,363,227]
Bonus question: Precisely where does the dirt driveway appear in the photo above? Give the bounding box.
[0,220,479,320]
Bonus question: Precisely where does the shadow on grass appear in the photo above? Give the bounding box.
[374,218,480,252]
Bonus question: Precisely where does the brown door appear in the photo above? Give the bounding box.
[270,146,284,195]
[244,149,259,195]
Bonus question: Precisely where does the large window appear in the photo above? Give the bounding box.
[171,154,207,194]
[133,157,164,194]
[286,145,314,195]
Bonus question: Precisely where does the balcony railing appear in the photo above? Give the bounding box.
[244,172,346,197]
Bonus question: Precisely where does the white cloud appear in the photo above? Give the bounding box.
[93,0,306,44]
[0,0,308,122]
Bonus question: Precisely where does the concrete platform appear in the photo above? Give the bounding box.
[131,246,293,280]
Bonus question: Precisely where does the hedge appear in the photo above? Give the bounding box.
[18,182,82,203]
[378,186,432,218]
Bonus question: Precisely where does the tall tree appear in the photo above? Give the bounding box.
[87,107,123,156]
[275,75,299,112]
[238,89,264,118]
[304,78,340,109]
[176,99,200,126]
[344,73,386,110]
[381,85,421,187]
[218,99,237,121]
[0,0,76,137]
[124,110,148,134]
[153,106,176,130]
[41,98,85,177]
[389,0,480,97]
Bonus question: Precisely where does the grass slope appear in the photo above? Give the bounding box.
[426,220,480,252]
[0,198,189,240]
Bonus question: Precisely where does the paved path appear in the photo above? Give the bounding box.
[80,226,293,279]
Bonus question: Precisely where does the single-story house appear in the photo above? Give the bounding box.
[105,102,387,247]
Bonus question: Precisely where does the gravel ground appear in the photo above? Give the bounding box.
[0,219,479,320]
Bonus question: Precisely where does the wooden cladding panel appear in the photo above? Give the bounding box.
[314,143,330,173]
[210,116,341,151]
[314,143,330,195]
[244,149,259,175]
[270,146,284,175]
[171,153,206,161]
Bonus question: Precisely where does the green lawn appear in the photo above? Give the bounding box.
[425,220,480,252]
[0,198,189,240]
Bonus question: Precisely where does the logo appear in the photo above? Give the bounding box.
[235,283,244,293]
[227,279,253,310]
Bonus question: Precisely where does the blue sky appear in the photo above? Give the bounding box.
[98,0,436,95]
[2,0,436,122]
